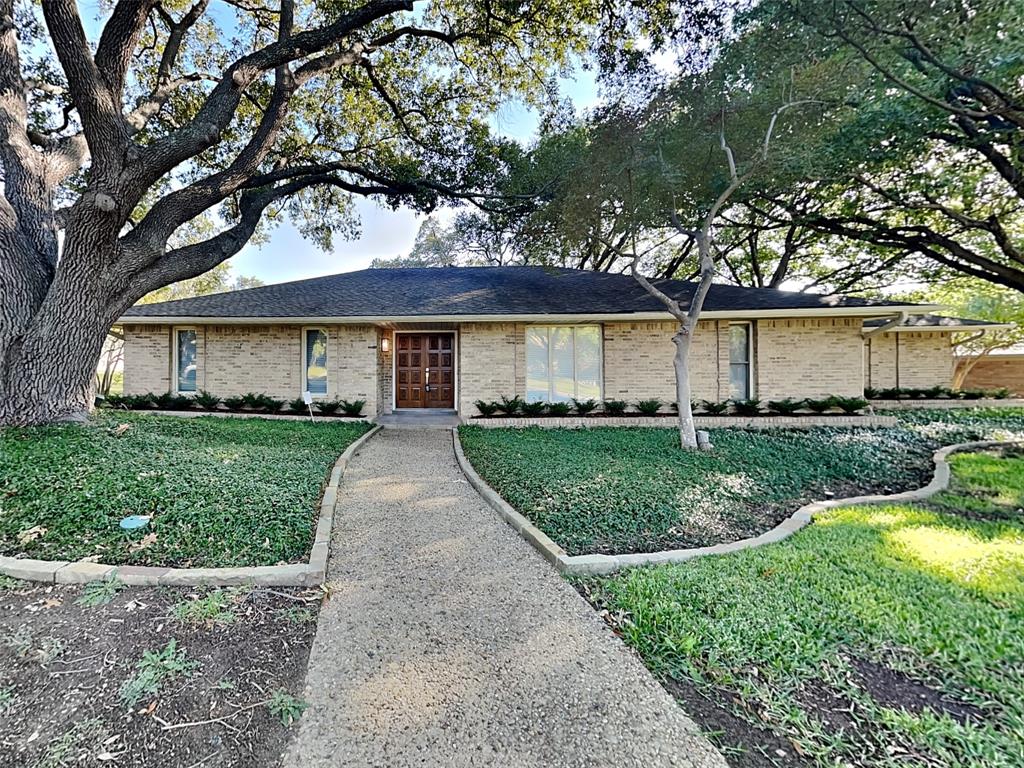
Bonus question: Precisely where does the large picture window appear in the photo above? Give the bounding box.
[303,328,329,395]
[526,325,602,402]
[175,328,197,393]
[729,322,753,399]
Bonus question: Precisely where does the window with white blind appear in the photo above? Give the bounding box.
[525,326,602,402]
[729,322,753,399]
[174,328,197,393]
[303,328,328,395]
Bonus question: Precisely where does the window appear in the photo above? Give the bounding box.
[526,326,602,402]
[303,328,328,395]
[175,328,197,393]
[729,322,753,399]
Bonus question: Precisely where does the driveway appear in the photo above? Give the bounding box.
[284,428,727,768]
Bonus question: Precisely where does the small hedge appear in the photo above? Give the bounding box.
[99,391,366,417]
[865,385,1012,400]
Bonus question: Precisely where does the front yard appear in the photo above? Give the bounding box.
[0,413,371,568]
[578,447,1024,768]
[458,408,1024,556]
[0,579,319,767]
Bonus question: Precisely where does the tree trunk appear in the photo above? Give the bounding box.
[672,326,699,449]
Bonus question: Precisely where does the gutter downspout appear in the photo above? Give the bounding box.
[861,311,909,339]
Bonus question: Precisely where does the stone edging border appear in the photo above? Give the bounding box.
[0,425,383,588]
[453,428,1022,575]
[469,414,897,429]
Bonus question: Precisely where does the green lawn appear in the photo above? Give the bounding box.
[0,413,371,568]
[458,425,936,555]
[458,408,1024,556]
[579,448,1024,767]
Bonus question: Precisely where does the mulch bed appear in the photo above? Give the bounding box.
[0,581,320,767]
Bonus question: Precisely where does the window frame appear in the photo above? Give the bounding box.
[728,321,755,400]
[302,326,330,398]
[525,324,603,403]
[172,326,199,395]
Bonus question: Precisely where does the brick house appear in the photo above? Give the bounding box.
[118,266,989,416]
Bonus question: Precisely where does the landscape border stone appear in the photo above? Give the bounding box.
[0,424,382,588]
[469,414,898,429]
[453,428,1023,575]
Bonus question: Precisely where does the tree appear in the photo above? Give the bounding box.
[1,0,728,426]
[718,0,1024,292]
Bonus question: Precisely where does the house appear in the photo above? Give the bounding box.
[119,266,985,416]
[863,314,1010,391]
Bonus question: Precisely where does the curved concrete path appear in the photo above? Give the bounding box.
[284,429,727,768]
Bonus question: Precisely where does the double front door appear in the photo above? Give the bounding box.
[395,333,455,409]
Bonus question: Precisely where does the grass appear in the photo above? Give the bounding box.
[458,408,1024,556]
[75,579,125,607]
[172,588,244,626]
[579,449,1024,768]
[0,412,371,568]
[120,639,196,707]
[458,425,936,555]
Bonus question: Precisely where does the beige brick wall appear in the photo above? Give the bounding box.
[602,320,729,403]
[123,324,171,394]
[755,318,864,399]
[458,323,521,415]
[865,332,953,390]
[123,324,378,411]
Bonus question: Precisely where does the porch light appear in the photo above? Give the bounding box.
[380,336,390,353]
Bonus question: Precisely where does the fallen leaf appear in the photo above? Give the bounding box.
[42,598,62,609]
[128,532,158,553]
[17,525,46,545]
[112,423,132,437]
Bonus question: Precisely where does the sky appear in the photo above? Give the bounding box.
[231,72,601,284]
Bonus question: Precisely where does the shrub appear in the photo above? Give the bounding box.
[700,399,729,415]
[572,398,599,415]
[877,387,901,400]
[153,391,176,409]
[635,399,663,416]
[731,398,762,416]
[288,397,308,413]
[864,387,880,399]
[958,388,986,400]
[339,399,366,417]
[804,397,835,414]
[195,391,221,410]
[168,395,194,410]
[987,387,1011,400]
[222,396,247,412]
[474,400,499,417]
[316,398,342,415]
[603,399,627,416]
[101,393,126,409]
[496,394,523,416]
[261,397,286,413]
[924,385,947,399]
[242,392,265,410]
[767,398,805,416]
[521,401,547,417]
[547,402,572,417]
[833,396,869,414]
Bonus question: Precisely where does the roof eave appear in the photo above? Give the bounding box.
[117,304,942,325]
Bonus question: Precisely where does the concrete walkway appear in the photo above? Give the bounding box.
[284,429,727,768]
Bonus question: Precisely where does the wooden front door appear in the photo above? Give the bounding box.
[395,333,455,409]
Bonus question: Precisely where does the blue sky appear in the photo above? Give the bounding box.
[75,1,600,285]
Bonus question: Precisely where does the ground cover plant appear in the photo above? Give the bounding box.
[578,447,1024,768]
[0,413,371,567]
[458,425,936,555]
[0,581,318,767]
[459,408,1024,556]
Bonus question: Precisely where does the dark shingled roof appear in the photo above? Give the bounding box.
[122,266,923,319]
[863,314,1004,329]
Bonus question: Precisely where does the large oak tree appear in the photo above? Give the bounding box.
[0,0,726,426]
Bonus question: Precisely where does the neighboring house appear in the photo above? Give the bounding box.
[863,315,1011,391]
[959,345,1024,395]
[119,266,988,416]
